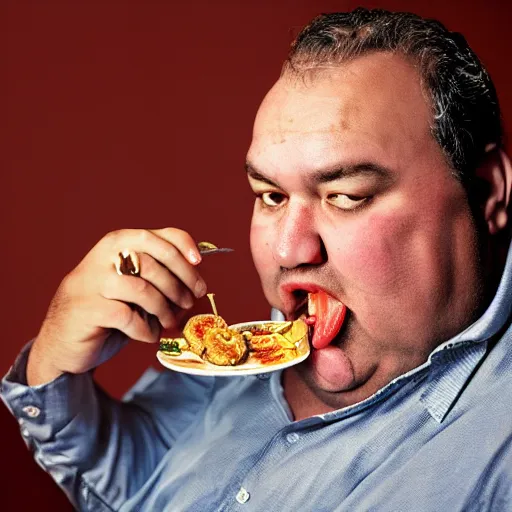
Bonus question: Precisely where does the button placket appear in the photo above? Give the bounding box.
[22,405,41,418]
[286,432,300,444]
[236,487,250,504]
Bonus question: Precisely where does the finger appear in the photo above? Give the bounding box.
[137,252,195,309]
[150,227,202,265]
[149,228,207,298]
[96,298,159,343]
[104,229,207,298]
[100,272,176,329]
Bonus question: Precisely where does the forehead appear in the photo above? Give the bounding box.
[247,52,439,177]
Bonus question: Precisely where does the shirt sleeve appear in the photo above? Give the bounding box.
[0,340,215,510]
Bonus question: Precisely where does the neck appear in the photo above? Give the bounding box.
[283,368,337,420]
[482,232,510,311]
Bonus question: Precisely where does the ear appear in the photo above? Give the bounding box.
[475,144,512,235]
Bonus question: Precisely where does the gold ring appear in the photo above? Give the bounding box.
[114,249,140,277]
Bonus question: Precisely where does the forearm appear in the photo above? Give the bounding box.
[1,342,169,510]
[26,336,65,386]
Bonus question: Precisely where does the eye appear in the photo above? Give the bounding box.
[326,193,368,210]
[260,191,286,207]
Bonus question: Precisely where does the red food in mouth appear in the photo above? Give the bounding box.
[305,315,317,326]
[308,291,347,350]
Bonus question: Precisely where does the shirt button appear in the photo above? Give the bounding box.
[257,373,270,380]
[22,406,41,418]
[286,432,300,444]
[236,487,250,504]
[21,428,30,438]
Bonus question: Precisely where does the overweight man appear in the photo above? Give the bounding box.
[2,8,512,511]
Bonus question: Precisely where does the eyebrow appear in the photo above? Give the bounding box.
[245,164,280,187]
[245,161,395,187]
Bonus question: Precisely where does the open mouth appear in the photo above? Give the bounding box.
[282,287,347,350]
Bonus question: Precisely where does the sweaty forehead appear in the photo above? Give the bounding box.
[248,52,434,173]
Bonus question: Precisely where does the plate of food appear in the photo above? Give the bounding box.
[157,294,310,376]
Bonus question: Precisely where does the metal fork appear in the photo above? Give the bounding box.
[197,242,234,256]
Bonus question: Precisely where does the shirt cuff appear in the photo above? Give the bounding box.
[0,341,95,442]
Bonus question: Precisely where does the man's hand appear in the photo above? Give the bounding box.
[27,228,207,385]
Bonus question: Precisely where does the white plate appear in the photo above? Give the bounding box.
[156,320,310,377]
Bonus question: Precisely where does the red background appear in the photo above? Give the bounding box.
[2,0,511,509]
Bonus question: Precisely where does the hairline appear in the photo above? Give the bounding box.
[280,49,460,181]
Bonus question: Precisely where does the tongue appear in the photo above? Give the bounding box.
[308,291,346,350]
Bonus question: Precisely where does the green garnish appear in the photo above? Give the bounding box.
[159,339,182,355]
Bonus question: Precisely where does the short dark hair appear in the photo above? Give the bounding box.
[283,8,503,187]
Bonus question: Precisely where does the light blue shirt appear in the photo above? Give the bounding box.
[2,242,512,511]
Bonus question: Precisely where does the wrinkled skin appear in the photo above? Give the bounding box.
[247,53,491,416]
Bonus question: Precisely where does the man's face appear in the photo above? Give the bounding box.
[246,53,484,407]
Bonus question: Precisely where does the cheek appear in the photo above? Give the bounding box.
[326,212,425,339]
[330,213,413,295]
[250,218,274,278]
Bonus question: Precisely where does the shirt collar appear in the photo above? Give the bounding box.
[271,239,512,424]
[434,238,512,350]
[421,238,512,422]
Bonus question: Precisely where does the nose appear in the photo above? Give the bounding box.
[273,202,326,269]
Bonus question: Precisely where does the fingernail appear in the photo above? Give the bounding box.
[183,296,194,309]
[194,279,207,298]
[188,249,202,265]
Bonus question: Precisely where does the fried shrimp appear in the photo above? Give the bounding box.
[202,328,248,366]
[183,314,228,356]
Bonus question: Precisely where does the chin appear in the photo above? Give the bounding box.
[292,321,383,407]
[295,354,358,394]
